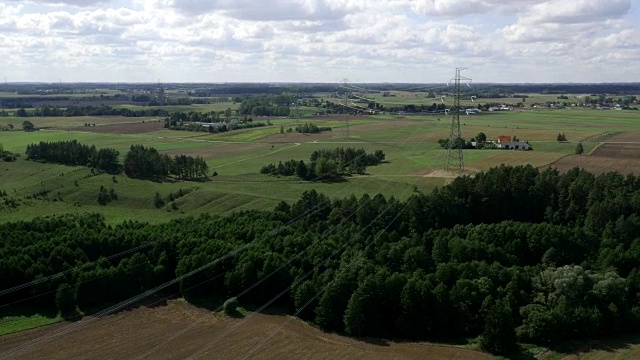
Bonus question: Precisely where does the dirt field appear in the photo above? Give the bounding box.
[548,142,640,175]
[68,121,165,134]
[602,132,640,142]
[0,300,488,360]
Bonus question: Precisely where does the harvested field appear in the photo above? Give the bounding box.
[603,132,640,143]
[0,300,488,360]
[68,121,164,134]
[547,142,640,175]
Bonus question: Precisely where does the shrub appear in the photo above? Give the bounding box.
[223,297,240,317]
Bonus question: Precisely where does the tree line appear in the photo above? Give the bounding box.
[26,140,120,173]
[295,123,331,134]
[6,165,640,355]
[25,140,209,180]
[238,95,293,116]
[260,147,385,181]
[15,105,165,118]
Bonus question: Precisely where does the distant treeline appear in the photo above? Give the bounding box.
[6,165,640,355]
[3,83,640,99]
[238,95,294,116]
[14,105,165,118]
[260,147,385,180]
[25,141,209,180]
[165,121,267,134]
[295,123,331,134]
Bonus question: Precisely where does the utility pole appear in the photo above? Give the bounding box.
[342,78,350,138]
[445,68,472,172]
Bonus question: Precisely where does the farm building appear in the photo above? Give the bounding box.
[498,141,530,150]
[497,135,512,143]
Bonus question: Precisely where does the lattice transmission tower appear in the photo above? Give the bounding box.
[445,68,472,172]
[342,78,351,138]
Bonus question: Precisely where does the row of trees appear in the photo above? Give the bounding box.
[164,120,266,134]
[24,141,209,180]
[124,145,209,180]
[26,140,120,173]
[260,147,385,181]
[15,105,165,118]
[295,123,331,134]
[8,165,640,355]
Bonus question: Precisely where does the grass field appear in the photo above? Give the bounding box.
[0,308,59,336]
[1,103,639,224]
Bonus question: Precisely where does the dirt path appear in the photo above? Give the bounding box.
[0,300,488,360]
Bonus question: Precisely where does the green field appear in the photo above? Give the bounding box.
[0,308,60,336]
[1,100,639,224]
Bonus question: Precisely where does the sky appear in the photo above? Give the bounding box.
[0,0,639,83]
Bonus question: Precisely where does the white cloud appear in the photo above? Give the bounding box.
[1,0,638,82]
[524,0,631,25]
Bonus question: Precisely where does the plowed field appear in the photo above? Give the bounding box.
[547,133,640,175]
[0,300,488,360]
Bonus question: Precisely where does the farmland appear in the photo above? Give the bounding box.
[0,300,489,360]
[2,85,640,360]
[1,100,640,224]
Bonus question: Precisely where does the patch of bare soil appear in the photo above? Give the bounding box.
[0,300,488,360]
[604,132,640,143]
[67,121,164,134]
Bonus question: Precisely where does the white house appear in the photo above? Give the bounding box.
[498,141,530,150]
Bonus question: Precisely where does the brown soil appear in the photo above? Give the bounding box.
[604,132,640,142]
[67,121,164,134]
[0,300,488,360]
[547,142,640,175]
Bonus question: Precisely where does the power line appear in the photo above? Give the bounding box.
[445,68,472,172]
[182,123,435,360]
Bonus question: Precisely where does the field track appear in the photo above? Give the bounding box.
[0,300,488,360]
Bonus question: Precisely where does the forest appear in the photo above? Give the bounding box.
[4,165,640,355]
[15,105,165,118]
[0,166,640,353]
[260,147,385,181]
[237,95,293,116]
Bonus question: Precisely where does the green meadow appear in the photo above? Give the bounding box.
[1,102,639,224]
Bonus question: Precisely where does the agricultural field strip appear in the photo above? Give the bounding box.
[215,143,301,168]
[0,114,430,350]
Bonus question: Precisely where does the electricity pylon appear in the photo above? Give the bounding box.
[445,68,471,172]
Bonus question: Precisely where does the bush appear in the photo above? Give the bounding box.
[575,142,584,154]
[223,297,240,317]
[56,283,78,319]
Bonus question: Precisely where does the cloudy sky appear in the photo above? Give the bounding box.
[1,0,639,83]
